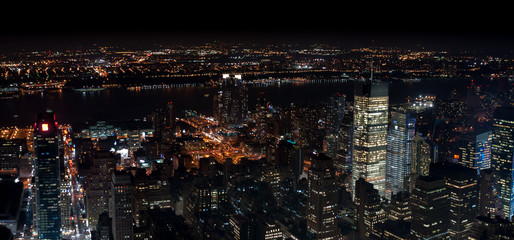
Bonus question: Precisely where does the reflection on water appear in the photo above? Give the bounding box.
[0,79,469,127]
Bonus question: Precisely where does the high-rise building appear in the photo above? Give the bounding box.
[60,179,73,237]
[164,101,176,143]
[306,153,341,240]
[430,162,479,240]
[352,80,389,198]
[326,93,346,136]
[478,169,501,217]
[111,171,134,240]
[133,170,172,222]
[411,133,432,177]
[355,177,386,239]
[388,191,411,222]
[228,214,282,240]
[410,175,450,240]
[491,107,514,220]
[458,130,492,174]
[468,215,514,240]
[86,151,115,231]
[337,111,353,175]
[385,111,415,200]
[33,111,61,240]
[213,73,248,127]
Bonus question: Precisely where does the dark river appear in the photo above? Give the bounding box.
[0,78,471,127]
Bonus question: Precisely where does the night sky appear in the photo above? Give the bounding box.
[1,2,512,53]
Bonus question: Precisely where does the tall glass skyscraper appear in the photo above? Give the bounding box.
[352,80,389,198]
[491,107,514,220]
[385,111,415,200]
[33,111,61,240]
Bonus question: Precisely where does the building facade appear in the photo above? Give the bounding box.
[33,111,62,240]
[385,111,415,200]
[352,80,389,198]
[306,154,342,240]
[491,107,514,220]
[410,175,450,240]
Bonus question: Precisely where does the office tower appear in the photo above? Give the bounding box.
[354,177,386,239]
[458,130,492,174]
[162,101,176,143]
[388,191,411,222]
[133,170,172,222]
[325,93,345,136]
[491,107,514,220]
[254,92,269,139]
[0,138,27,176]
[111,171,134,240]
[352,80,388,198]
[405,133,433,193]
[385,111,415,200]
[33,111,61,240]
[186,176,227,237]
[228,214,282,240]
[430,162,479,240]
[372,219,411,240]
[468,215,514,240]
[291,104,320,148]
[60,179,73,237]
[86,151,115,230]
[411,133,432,177]
[478,169,501,217]
[306,153,341,240]
[260,164,282,205]
[410,175,450,240]
[266,139,303,194]
[213,73,248,127]
[337,111,353,174]
[229,214,253,240]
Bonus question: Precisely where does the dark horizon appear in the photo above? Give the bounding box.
[1,30,513,55]
[1,2,512,54]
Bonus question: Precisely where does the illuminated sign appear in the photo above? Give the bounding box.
[42,123,49,132]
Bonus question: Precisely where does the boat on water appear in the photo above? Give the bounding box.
[72,87,107,92]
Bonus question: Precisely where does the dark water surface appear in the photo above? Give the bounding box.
[1,79,470,127]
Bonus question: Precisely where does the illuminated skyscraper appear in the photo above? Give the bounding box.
[410,175,450,240]
[33,111,61,240]
[86,151,115,231]
[351,80,389,198]
[111,171,134,240]
[213,73,248,127]
[306,153,341,240]
[458,130,492,174]
[491,107,514,220]
[430,162,478,240]
[385,111,415,200]
[411,133,432,177]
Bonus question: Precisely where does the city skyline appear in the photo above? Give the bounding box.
[0,24,513,239]
[1,30,513,54]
